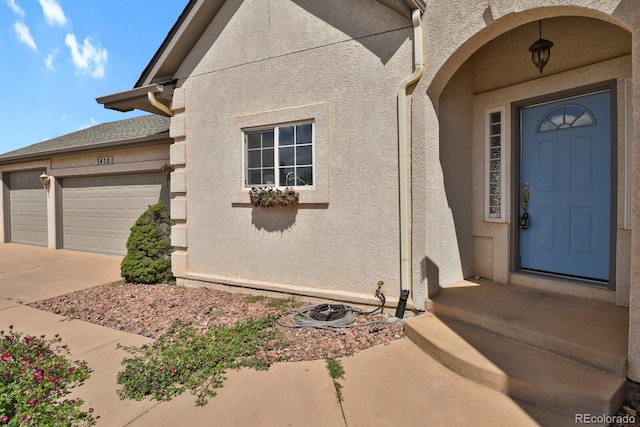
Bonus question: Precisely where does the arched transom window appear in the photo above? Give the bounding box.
[538,105,595,132]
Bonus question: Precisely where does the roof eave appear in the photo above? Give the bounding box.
[0,133,172,165]
[375,0,425,18]
[135,0,227,88]
[96,84,175,116]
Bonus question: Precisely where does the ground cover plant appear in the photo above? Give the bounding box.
[325,357,345,403]
[116,316,283,406]
[120,201,173,284]
[0,325,95,426]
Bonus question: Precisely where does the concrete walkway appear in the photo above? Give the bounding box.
[0,243,544,426]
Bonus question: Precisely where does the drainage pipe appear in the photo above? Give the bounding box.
[148,91,174,117]
[397,9,424,294]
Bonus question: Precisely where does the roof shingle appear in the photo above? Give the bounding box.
[0,114,170,161]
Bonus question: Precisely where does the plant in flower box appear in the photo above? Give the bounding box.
[249,187,299,208]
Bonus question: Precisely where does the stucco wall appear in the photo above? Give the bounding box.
[171,0,640,313]
[172,0,413,303]
[409,1,637,299]
[50,145,170,174]
[406,0,639,379]
[438,60,475,282]
[472,16,631,94]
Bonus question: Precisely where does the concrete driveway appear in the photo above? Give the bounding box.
[0,243,122,303]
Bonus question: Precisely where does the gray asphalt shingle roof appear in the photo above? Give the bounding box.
[0,114,170,161]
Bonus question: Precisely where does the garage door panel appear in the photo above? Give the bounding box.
[62,173,166,255]
[8,171,48,246]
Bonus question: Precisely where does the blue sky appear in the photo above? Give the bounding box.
[0,0,188,154]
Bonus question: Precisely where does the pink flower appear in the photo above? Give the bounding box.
[0,415,7,423]
[88,408,94,413]
[68,367,74,373]
[27,399,35,405]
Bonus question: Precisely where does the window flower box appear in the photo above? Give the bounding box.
[249,187,299,208]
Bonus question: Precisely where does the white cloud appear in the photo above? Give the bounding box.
[79,118,97,130]
[6,0,25,17]
[44,47,58,70]
[14,22,36,50]
[61,113,66,120]
[38,0,66,26]
[65,33,107,78]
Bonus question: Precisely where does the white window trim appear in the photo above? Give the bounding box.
[232,102,330,205]
[625,79,633,229]
[242,121,316,189]
[485,107,505,222]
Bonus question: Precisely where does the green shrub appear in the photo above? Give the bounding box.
[120,201,173,284]
[0,325,95,426]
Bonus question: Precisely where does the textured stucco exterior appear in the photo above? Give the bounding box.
[115,0,640,379]
[404,0,640,379]
[171,0,413,306]
[171,0,638,305]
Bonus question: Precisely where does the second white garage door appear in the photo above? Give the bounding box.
[62,173,168,255]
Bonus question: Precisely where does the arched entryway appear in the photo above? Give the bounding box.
[431,12,632,303]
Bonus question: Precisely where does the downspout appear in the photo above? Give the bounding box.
[398,9,424,298]
[148,91,174,117]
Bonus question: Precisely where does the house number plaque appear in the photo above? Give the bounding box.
[96,156,113,165]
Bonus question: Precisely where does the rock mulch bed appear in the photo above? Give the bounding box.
[30,281,640,424]
[28,281,405,362]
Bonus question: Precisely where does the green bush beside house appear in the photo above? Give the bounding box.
[120,201,173,284]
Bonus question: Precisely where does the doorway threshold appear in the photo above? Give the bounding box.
[509,271,615,303]
[520,268,610,288]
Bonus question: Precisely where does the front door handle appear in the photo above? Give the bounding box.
[521,182,530,229]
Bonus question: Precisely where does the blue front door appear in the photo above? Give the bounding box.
[520,91,611,281]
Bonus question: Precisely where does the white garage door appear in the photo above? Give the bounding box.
[9,171,48,246]
[62,173,167,255]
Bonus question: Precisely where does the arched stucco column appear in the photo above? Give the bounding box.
[411,86,442,304]
[627,20,640,382]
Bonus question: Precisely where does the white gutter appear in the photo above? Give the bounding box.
[148,92,174,117]
[398,9,424,292]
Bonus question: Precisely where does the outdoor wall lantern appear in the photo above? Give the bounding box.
[529,20,554,73]
[161,163,174,186]
[39,172,50,190]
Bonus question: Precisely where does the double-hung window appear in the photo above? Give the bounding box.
[245,122,314,187]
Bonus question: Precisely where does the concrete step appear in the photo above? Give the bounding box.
[405,313,626,415]
[514,400,608,427]
[426,280,628,377]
